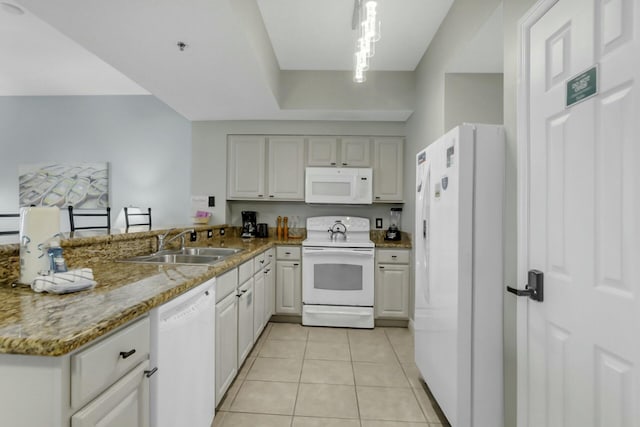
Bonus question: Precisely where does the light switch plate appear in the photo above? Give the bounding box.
[375,218,383,229]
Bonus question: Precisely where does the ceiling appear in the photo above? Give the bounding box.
[257,0,453,71]
[3,0,501,121]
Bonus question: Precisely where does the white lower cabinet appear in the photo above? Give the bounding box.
[264,264,275,322]
[275,247,302,315]
[237,278,254,367]
[215,292,238,406]
[0,317,153,427]
[253,268,265,341]
[275,261,301,314]
[71,360,150,427]
[375,249,410,319]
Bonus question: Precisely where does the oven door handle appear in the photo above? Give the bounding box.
[303,249,373,257]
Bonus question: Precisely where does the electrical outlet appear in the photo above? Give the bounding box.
[375,218,383,229]
[220,228,225,236]
[208,196,215,207]
[190,231,197,242]
[207,229,213,238]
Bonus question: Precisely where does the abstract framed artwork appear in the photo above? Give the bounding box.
[19,163,109,208]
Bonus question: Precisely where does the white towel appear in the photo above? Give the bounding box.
[31,268,97,294]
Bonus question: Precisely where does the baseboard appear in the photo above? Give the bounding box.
[269,315,302,324]
[375,319,409,328]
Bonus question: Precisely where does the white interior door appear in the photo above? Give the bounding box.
[519,0,640,425]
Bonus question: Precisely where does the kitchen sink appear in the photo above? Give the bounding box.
[121,247,244,266]
[178,247,243,257]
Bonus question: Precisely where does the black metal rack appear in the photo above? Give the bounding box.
[68,206,111,231]
[0,213,19,236]
[124,207,152,229]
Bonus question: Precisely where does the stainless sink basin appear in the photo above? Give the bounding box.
[121,247,244,266]
[179,247,243,257]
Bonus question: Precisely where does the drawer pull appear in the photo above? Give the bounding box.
[293,263,299,267]
[285,252,291,255]
[119,349,136,359]
[379,266,385,269]
[260,260,265,264]
[144,367,158,378]
[391,255,397,258]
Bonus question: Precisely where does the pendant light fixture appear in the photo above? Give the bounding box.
[353,0,381,83]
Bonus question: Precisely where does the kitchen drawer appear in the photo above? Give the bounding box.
[276,246,301,260]
[376,249,410,264]
[264,248,275,266]
[216,268,238,303]
[71,317,150,409]
[253,251,266,272]
[238,259,254,284]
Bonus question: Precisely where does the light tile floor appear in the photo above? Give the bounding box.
[214,322,451,427]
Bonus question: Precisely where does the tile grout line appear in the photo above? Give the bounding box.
[290,326,309,426]
[346,330,364,427]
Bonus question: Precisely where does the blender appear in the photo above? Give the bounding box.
[384,208,402,241]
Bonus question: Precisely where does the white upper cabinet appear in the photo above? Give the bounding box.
[340,137,371,167]
[373,137,404,202]
[228,134,404,201]
[267,137,305,200]
[227,135,266,199]
[307,136,338,166]
[228,135,304,201]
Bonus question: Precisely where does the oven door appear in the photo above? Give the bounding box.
[302,246,374,306]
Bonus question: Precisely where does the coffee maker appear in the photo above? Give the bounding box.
[241,211,257,238]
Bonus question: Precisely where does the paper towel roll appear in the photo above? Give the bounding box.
[19,207,60,284]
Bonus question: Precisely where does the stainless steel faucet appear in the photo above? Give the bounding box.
[157,229,194,252]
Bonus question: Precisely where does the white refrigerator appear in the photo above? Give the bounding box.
[414,123,504,427]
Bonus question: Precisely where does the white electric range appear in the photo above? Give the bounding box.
[302,216,375,328]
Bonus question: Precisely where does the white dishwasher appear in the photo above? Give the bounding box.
[150,277,216,427]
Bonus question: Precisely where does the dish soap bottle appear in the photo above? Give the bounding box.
[48,243,68,273]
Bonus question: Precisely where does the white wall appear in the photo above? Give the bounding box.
[191,120,406,226]
[0,96,192,230]
[444,73,504,131]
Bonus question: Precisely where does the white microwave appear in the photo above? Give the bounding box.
[305,167,373,204]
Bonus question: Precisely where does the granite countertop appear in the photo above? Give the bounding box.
[0,231,409,357]
[0,236,280,356]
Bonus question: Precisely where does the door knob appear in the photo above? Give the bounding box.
[507,270,544,302]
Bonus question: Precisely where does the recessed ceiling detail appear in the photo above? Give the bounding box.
[6,0,461,121]
[257,0,453,71]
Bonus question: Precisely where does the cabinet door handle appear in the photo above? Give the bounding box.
[375,196,381,200]
[260,260,264,264]
[258,194,264,198]
[269,195,274,198]
[293,263,299,266]
[342,162,348,166]
[144,367,158,378]
[119,349,136,359]
[330,162,337,166]
[379,266,385,269]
